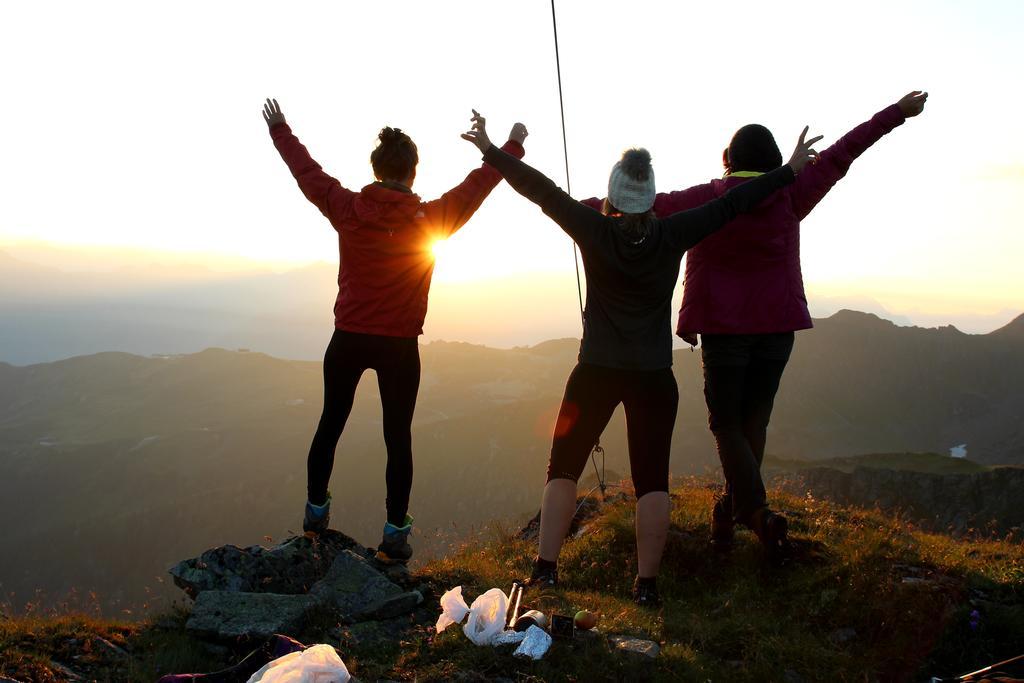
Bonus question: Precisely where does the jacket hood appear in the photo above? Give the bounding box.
[352,183,423,231]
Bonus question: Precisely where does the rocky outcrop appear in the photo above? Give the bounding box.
[170,530,422,640]
[169,529,369,599]
[775,466,1024,536]
[186,592,319,640]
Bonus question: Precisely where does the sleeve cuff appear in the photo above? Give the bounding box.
[482,144,503,164]
[269,122,291,138]
[880,103,907,128]
[500,139,525,159]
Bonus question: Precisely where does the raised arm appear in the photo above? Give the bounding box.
[583,183,716,217]
[264,98,356,227]
[463,112,603,244]
[422,112,526,239]
[652,184,719,216]
[662,128,821,252]
[790,91,927,219]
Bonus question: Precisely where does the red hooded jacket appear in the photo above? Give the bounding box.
[583,104,906,338]
[271,123,524,337]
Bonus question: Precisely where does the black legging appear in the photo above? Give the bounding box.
[548,362,679,498]
[307,329,420,526]
[701,332,794,523]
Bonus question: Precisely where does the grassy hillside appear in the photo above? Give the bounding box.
[765,451,992,475]
[3,478,1022,682]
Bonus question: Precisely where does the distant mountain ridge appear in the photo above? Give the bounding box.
[1,308,1023,613]
[2,248,1020,365]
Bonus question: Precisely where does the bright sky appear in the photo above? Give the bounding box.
[2,0,1022,333]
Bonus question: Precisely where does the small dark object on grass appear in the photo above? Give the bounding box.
[550,613,575,639]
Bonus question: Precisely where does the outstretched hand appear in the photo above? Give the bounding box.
[461,109,492,152]
[263,98,286,128]
[787,126,824,174]
[897,91,928,118]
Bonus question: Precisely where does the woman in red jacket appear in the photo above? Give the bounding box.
[263,99,527,561]
[583,91,928,556]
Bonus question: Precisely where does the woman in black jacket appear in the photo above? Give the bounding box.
[462,113,819,605]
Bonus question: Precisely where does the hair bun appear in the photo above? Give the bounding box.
[379,127,405,143]
[619,148,652,181]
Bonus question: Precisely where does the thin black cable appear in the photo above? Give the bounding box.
[550,0,585,329]
[551,0,605,496]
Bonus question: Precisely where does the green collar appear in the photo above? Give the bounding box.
[724,170,765,178]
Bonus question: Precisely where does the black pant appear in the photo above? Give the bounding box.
[701,333,794,523]
[307,329,420,526]
[548,362,679,498]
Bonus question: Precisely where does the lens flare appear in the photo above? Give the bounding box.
[431,238,448,260]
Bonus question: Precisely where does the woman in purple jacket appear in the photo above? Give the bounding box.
[584,91,928,556]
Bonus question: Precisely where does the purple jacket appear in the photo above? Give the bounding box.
[583,104,906,338]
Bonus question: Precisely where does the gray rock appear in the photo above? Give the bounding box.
[374,560,412,586]
[186,590,318,639]
[170,530,370,599]
[609,634,660,659]
[309,550,404,619]
[47,662,82,681]
[359,590,423,621]
[92,635,128,658]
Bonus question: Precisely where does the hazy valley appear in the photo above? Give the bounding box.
[2,308,1023,615]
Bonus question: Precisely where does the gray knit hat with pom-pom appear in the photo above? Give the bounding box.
[607,148,655,214]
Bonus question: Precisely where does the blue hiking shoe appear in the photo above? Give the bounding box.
[377,514,414,563]
[303,493,331,534]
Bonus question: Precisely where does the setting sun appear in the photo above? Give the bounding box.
[430,238,448,261]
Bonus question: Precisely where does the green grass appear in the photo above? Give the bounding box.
[3,478,1022,682]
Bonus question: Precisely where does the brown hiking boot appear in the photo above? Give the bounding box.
[748,507,789,558]
[525,558,559,589]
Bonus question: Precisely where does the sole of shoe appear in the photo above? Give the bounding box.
[375,550,411,565]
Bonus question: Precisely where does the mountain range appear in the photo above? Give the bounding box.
[2,308,1023,616]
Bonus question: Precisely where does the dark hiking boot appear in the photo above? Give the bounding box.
[632,577,661,608]
[376,514,414,563]
[525,558,559,589]
[710,496,735,552]
[303,493,331,534]
[749,507,789,558]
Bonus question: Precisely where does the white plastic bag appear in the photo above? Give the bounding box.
[463,588,509,646]
[436,585,471,633]
[246,644,350,683]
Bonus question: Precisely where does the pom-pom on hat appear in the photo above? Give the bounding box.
[607,148,655,214]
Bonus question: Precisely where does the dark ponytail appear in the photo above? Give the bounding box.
[601,199,655,244]
[370,127,418,183]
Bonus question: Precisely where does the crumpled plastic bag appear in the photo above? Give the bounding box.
[463,588,509,646]
[435,585,471,633]
[436,585,511,646]
[513,625,552,660]
[245,644,350,683]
